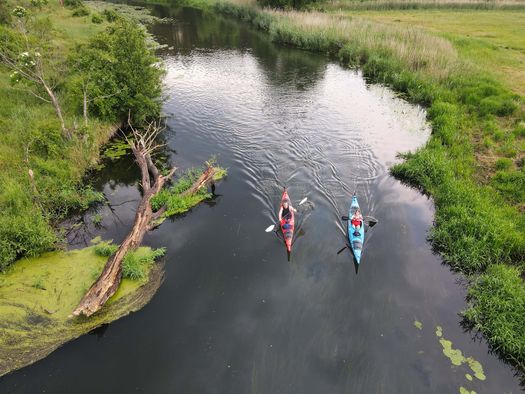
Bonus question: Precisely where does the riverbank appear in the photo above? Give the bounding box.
[162,0,525,374]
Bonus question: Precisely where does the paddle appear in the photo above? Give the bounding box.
[265,197,308,232]
[341,215,378,229]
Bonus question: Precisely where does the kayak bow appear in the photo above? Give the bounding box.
[348,194,365,264]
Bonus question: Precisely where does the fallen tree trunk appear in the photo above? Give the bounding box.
[73,121,218,317]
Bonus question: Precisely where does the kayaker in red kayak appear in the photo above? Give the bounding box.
[279,200,296,223]
[351,209,363,230]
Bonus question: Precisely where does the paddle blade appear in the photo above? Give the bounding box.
[298,197,307,206]
[337,246,347,254]
[365,216,378,227]
[265,225,275,232]
[341,216,349,221]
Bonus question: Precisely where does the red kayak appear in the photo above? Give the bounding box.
[279,189,295,253]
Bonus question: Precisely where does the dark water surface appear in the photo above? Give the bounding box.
[1,6,522,393]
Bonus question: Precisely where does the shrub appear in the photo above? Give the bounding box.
[91,14,103,24]
[0,0,13,24]
[72,6,89,17]
[64,0,83,8]
[30,0,48,8]
[257,0,316,9]
[70,20,163,123]
[103,8,119,22]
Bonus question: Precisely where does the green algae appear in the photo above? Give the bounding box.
[440,338,465,366]
[466,357,486,381]
[436,325,443,337]
[0,246,164,377]
[465,373,473,381]
[459,387,477,394]
[435,325,487,382]
[414,320,423,330]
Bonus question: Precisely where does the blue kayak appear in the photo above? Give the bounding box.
[347,194,365,264]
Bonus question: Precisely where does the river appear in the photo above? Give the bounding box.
[0,4,521,393]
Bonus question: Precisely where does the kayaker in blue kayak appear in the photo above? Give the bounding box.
[350,209,363,230]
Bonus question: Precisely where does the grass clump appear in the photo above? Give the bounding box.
[151,166,227,218]
[122,247,166,281]
[464,264,525,369]
[93,240,118,257]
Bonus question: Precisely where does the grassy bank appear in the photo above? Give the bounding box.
[0,240,165,377]
[0,0,163,270]
[174,0,525,373]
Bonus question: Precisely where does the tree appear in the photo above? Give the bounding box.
[69,44,118,126]
[69,19,163,125]
[0,6,67,136]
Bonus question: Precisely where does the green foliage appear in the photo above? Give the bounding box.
[0,177,57,271]
[103,8,119,22]
[72,6,90,17]
[91,13,103,24]
[464,265,525,368]
[495,157,512,171]
[64,0,84,8]
[32,277,46,290]
[151,168,212,215]
[257,0,317,10]
[12,6,27,18]
[122,247,165,280]
[30,0,49,9]
[0,0,13,25]
[93,240,118,257]
[70,19,163,123]
[491,169,525,204]
[151,166,227,219]
[91,212,103,225]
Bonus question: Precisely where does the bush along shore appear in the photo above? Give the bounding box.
[175,0,525,374]
[0,0,226,376]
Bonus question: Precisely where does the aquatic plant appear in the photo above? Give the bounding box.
[122,247,166,280]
